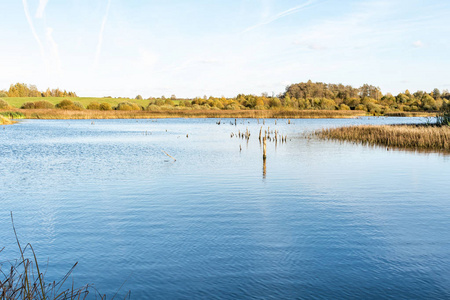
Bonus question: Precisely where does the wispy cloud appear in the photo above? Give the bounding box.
[46,27,61,72]
[242,0,316,33]
[22,0,46,60]
[95,0,112,68]
[36,0,49,18]
[413,40,424,48]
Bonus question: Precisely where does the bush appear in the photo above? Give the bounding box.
[437,102,450,126]
[0,99,10,109]
[21,102,35,109]
[55,99,84,110]
[73,101,84,109]
[164,99,174,106]
[355,104,367,111]
[146,104,161,111]
[0,91,8,97]
[269,98,282,108]
[115,101,142,111]
[87,102,101,110]
[99,102,112,111]
[34,100,54,109]
[339,104,350,110]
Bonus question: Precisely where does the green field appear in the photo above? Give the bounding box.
[2,97,156,109]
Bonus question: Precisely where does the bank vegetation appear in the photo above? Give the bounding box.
[1,81,449,118]
[317,107,450,151]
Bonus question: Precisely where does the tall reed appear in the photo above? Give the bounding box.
[317,124,450,151]
[1,213,130,299]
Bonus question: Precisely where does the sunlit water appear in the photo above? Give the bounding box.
[1,117,449,299]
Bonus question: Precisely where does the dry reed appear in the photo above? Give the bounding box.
[317,124,450,151]
[9,108,366,120]
[1,213,130,299]
[0,116,13,125]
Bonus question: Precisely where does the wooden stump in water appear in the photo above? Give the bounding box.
[263,137,267,160]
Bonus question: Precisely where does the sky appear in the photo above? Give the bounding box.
[0,0,449,98]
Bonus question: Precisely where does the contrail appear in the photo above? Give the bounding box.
[22,0,46,60]
[242,0,316,33]
[95,0,112,68]
[46,27,61,72]
[36,0,49,18]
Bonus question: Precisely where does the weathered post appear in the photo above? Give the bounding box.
[263,137,267,160]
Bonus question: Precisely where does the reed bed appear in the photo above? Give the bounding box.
[384,111,436,117]
[10,108,366,120]
[317,124,450,152]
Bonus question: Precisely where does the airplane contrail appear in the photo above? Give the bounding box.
[22,0,46,60]
[95,0,112,68]
[242,0,316,33]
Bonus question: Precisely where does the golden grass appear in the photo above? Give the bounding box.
[384,111,437,117]
[9,108,366,120]
[0,115,14,125]
[317,124,450,151]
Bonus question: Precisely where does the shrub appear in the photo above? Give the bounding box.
[115,101,142,111]
[21,102,35,109]
[135,95,143,100]
[99,102,112,110]
[87,102,101,110]
[437,102,450,126]
[164,99,174,106]
[269,98,282,108]
[56,99,83,110]
[146,104,161,111]
[339,104,351,110]
[355,104,367,111]
[73,101,84,109]
[0,91,8,97]
[0,98,10,109]
[34,100,54,109]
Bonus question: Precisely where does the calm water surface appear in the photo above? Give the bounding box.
[1,117,449,299]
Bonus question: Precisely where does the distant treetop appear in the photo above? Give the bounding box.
[5,83,77,97]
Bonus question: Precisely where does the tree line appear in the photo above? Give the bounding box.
[0,83,77,98]
[2,81,449,114]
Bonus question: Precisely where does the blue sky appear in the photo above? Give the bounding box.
[0,0,449,97]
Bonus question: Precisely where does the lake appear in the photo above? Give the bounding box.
[1,117,449,299]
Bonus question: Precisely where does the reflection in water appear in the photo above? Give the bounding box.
[263,158,267,179]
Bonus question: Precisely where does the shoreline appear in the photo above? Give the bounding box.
[2,108,369,120]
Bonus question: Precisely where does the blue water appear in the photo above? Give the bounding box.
[1,117,449,299]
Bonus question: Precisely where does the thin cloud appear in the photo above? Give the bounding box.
[22,0,46,60]
[413,40,424,48]
[46,27,61,72]
[95,0,112,68]
[242,0,316,33]
[36,0,49,18]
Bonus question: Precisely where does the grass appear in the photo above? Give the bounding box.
[4,97,151,109]
[1,213,130,299]
[0,112,26,119]
[316,124,450,152]
[2,108,366,120]
[0,116,14,125]
[1,214,90,299]
[384,111,437,117]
